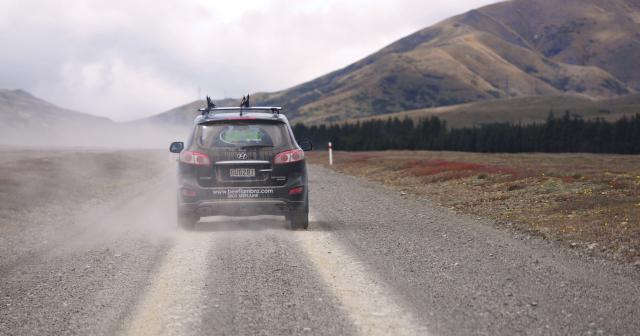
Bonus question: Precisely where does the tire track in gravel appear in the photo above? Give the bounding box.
[306,164,640,336]
[295,212,431,336]
[124,214,428,336]
[124,232,215,336]
[0,171,176,336]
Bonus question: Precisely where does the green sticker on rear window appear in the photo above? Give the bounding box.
[220,127,262,143]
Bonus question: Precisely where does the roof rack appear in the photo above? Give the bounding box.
[198,94,282,116]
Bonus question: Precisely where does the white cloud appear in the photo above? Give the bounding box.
[49,56,194,120]
[0,0,499,121]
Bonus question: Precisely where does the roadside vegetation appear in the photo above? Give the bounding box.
[308,151,640,264]
[294,112,640,154]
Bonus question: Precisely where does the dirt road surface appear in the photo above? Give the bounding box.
[0,148,638,335]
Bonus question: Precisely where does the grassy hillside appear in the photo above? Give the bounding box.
[344,94,640,128]
[140,0,640,126]
[253,0,640,124]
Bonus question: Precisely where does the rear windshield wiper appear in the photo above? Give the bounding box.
[240,145,273,149]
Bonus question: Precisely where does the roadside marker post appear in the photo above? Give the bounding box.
[328,142,333,166]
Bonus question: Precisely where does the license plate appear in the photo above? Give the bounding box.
[229,168,255,177]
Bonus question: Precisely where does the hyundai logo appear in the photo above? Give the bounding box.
[236,152,248,160]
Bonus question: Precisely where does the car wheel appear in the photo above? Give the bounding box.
[286,202,309,230]
[178,212,199,230]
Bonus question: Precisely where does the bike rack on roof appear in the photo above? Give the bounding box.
[199,95,282,117]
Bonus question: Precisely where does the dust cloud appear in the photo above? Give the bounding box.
[0,123,190,149]
[0,147,183,269]
[0,119,296,267]
[0,145,291,268]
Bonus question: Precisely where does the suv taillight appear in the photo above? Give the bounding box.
[179,151,211,166]
[274,149,305,164]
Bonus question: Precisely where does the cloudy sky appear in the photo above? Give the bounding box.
[0,0,499,121]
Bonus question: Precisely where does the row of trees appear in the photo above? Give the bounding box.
[292,112,640,154]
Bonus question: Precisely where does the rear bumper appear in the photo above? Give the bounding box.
[180,199,306,217]
[177,172,308,217]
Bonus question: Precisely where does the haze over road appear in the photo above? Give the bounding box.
[0,149,638,335]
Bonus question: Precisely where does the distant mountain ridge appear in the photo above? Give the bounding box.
[0,89,113,127]
[5,0,640,137]
[140,0,640,125]
[131,98,240,127]
[0,89,186,147]
[0,89,116,145]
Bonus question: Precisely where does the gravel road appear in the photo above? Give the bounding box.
[0,149,638,335]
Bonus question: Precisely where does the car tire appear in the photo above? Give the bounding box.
[178,212,199,230]
[286,202,309,230]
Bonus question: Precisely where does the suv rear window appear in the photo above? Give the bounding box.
[196,122,294,148]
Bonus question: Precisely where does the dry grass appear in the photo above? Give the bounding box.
[342,94,640,128]
[308,150,640,264]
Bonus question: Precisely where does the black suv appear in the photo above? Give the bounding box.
[169,104,312,230]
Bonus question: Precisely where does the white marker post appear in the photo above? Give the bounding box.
[328,142,333,166]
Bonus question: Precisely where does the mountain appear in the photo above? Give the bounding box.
[261,0,640,124]
[0,89,118,145]
[0,89,113,129]
[132,98,240,128]
[140,0,640,126]
[0,89,183,147]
